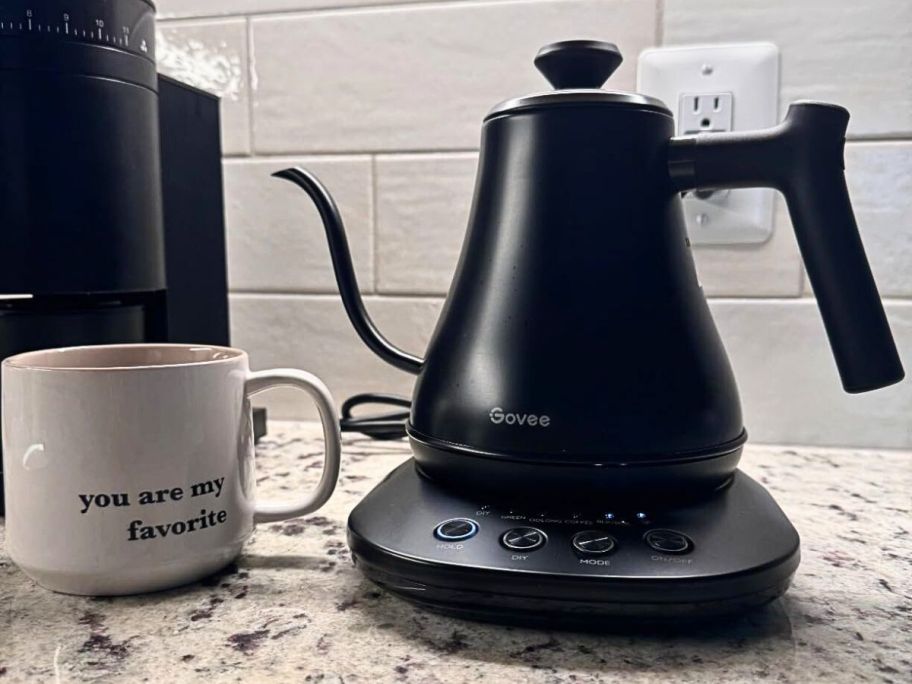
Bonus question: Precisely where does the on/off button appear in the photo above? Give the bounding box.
[644,529,693,554]
[434,518,479,541]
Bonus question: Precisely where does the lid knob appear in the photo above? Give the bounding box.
[534,40,623,89]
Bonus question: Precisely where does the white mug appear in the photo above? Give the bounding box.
[1,343,342,596]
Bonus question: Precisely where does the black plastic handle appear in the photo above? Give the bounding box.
[669,102,903,393]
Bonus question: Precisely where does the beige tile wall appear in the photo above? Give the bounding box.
[157,0,912,447]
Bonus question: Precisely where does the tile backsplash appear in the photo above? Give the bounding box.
[156,0,912,448]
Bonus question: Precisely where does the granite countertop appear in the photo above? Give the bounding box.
[1,422,909,683]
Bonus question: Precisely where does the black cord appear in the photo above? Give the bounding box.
[340,393,411,440]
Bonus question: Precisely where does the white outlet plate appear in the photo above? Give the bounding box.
[638,43,780,245]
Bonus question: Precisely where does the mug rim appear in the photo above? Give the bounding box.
[3,343,247,372]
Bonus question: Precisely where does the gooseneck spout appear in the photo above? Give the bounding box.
[273,167,424,375]
[669,102,904,393]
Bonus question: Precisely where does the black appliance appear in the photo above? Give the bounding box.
[0,0,263,514]
[279,40,904,625]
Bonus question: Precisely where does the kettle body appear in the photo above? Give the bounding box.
[277,41,902,501]
[409,102,744,491]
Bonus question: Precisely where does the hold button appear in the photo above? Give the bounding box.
[435,518,479,541]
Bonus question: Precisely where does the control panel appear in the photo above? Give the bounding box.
[427,502,695,575]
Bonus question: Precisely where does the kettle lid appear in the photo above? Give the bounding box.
[487,40,669,119]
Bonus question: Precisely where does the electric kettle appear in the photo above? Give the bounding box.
[277,40,903,501]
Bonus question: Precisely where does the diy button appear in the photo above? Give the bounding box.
[501,527,547,551]
[571,530,617,555]
[644,529,693,554]
[434,518,479,541]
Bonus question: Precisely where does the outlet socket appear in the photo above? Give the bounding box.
[638,44,780,245]
[679,93,733,134]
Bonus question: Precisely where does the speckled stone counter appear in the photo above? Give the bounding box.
[1,422,910,683]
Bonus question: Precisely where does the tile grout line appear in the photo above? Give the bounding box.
[217,138,910,162]
[707,296,912,306]
[843,135,912,143]
[227,291,912,304]
[221,149,482,160]
[157,0,564,24]
[654,0,664,46]
[370,154,379,294]
[245,16,257,155]
[230,290,447,300]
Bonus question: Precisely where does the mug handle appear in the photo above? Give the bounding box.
[245,369,342,524]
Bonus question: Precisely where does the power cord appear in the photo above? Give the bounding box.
[340,393,411,440]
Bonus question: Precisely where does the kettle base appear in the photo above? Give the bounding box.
[347,460,800,627]
[408,428,747,504]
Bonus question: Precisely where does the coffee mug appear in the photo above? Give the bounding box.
[1,343,341,596]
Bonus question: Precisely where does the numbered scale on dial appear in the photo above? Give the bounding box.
[0,0,155,60]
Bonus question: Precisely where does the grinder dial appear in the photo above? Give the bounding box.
[0,0,155,61]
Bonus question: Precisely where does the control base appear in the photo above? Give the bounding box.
[348,461,800,627]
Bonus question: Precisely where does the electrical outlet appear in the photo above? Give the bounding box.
[679,93,733,134]
[637,44,779,245]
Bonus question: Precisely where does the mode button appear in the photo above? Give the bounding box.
[571,530,617,556]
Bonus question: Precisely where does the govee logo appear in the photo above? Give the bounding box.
[489,407,551,427]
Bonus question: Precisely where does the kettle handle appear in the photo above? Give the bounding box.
[273,167,424,375]
[669,102,903,393]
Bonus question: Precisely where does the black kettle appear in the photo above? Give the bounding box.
[276,40,903,500]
